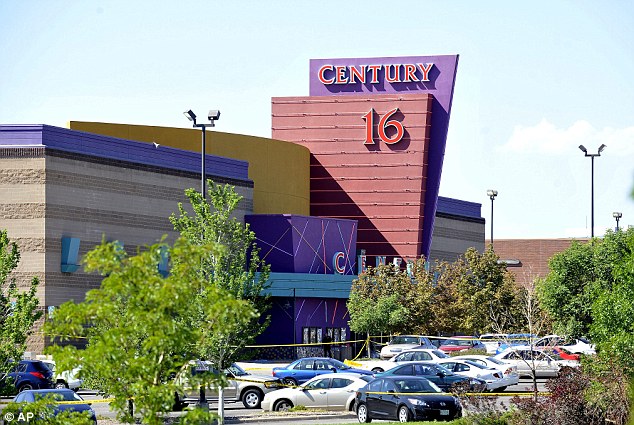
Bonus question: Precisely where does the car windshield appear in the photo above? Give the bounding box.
[226,364,248,376]
[486,357,506,365]
[394,378,442,394]
[35,391,83,402]
[391,336,419,345]
[360,376,373,382]
[432,350,450,358]
[42,362,55,372]
[329,359,350,369]
[430,364,453,374]
[444,339,472,346]
[463,360,486,369]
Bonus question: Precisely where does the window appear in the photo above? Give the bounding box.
[456,363,471,372]
[395,352,413,362]
[325,327,347,342]
[314,360,331,370]
[296,359,314,370]
[441,362,456,371]
[382,380,397,392]
[368,379,383,392]
[302,327,322,344]
[412,351,431,361]
[307,378,330,390]
[394,365,414,375]
[331,378,353,388]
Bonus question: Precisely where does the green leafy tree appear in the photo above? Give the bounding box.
[430,248,521,335]
[0,230,41,396]
[590,228,634,374]
[169,182,271,370]
[45,237,255,425]
[539,228,634,338]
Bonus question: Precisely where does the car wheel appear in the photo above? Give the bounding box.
[398,405,410,422]
[282,377,298,387]
[371,367,384,373]
[55,381,69,389]
[357,403,372,423]
[273,399,293,412]
[242,388,263,409]
[18,383,33,392]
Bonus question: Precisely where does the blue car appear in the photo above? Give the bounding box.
[495,334,537,354]
[272,357,373,385]
[12,389,97,424]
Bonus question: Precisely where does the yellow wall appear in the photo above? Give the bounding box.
[68,121,310,215]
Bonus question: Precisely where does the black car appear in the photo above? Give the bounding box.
[377,361,484,392]
[12,389,97,424]
[355,376,462,422]
[4,360,54,393]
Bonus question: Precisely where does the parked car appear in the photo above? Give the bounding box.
[3,360,54,393]
[40,359,83,391]
[494,348,578,378]
[261,372,372,412]
[550,347,581,361]
[356,348,451,373]
[376,362,484,392]
[438,337,486,353]
[534,335,596,355]
[12,389,96,424]
[452,354,519,390]
[379,335,436,359]
[177,362,282,409]
[495,334,537,354]
[435,359,507,392]
[272,357,373,386]
[479,333,508,354]
[355,376,462,422]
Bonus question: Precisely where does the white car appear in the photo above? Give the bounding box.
[534,335,596,355]
[41,360,83,391]
[479,334,508,354]
[436,359,514,392]
[494,348,578,378]
[453,354,520,390]
[357,348,451,373]
[379,335,435,359]
[261,373,373,412]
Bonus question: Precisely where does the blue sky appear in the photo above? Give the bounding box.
[1,1,633,239]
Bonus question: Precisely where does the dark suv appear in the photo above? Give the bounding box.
[4,360,54,393]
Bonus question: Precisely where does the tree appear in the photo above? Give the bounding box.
[45,237,255,425]
[169,182,270,421]
[539,228,634,338]
[430,248,521,335]
[590,228,634,375]
[347,265,409,357]
[0,230,41,396]
[169,182,270,368]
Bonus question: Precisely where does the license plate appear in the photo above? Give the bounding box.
[440,409,449,416]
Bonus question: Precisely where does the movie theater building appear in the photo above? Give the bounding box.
[0,54,484,354]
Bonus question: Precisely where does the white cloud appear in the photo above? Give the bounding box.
[499,119,634,155]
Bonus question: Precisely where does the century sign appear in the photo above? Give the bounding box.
[317,63,434,85]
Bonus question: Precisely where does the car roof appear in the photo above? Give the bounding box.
[308,372,367,380]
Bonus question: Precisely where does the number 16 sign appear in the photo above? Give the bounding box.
[362,107,404,145]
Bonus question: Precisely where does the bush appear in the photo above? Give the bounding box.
[511,358,631,425]
[449,348,487,357]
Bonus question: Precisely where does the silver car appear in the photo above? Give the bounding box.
[177,362,282,409]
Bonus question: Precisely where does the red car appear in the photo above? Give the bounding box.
[551,347,581,361]
[438,337,485,353]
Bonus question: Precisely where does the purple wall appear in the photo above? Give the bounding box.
[246,214,357,275]
[308,55,459,259]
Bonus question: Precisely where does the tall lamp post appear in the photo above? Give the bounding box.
[487,189,498,249]
[579,144,606,238]
[613,212,622,231]
[183,109,221,199]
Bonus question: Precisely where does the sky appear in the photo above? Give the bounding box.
[1,1,633,239]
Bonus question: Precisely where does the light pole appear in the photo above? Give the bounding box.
[183,109,221,199]
[487,189,498,249]
[613,212,622,231]
[579,144,606,238]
